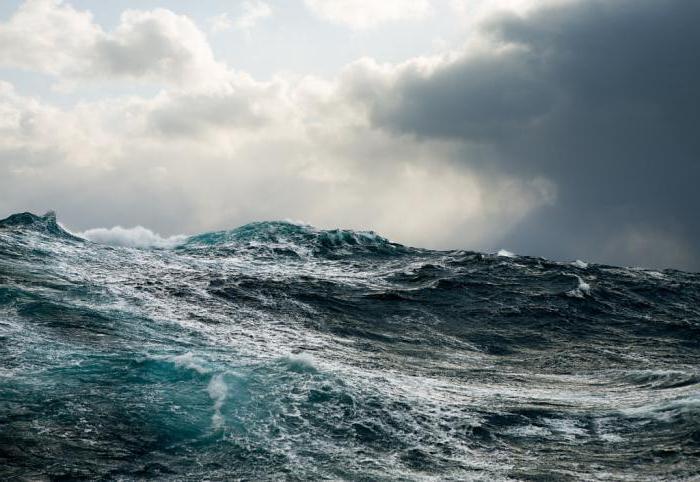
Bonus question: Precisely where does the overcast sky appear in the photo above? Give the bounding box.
[0,0,698,270]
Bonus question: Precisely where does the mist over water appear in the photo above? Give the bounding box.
[0,212,698,480]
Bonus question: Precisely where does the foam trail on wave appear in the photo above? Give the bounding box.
[163,352,210,374]
[79,226,187,248]
[208,374,228,430]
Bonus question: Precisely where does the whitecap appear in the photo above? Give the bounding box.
[497,249,516,258]
[283,353,318,373]
[78,225,187,248]
[571,259,588,269]
[567,275,591,298]
[167,352,210,374]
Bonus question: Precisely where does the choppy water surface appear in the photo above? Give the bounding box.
[0,212,698,480]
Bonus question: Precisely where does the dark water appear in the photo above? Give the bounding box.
[0,212,698,481]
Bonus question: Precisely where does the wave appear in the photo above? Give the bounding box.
[566,275,592,298]
[1,211,699,480]
[613,369,700,390]
[79,225,188,248]
[571,259,589,269]
[182,220,408,258]
[0,211,79,240]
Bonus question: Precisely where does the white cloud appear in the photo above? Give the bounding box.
[0,0,577,258]
[0,0,99,76]
[0,68,550,251]
[208,13,234,33]
[0,1,556,253]
[93,9,227,87]
[0,0,227,88]
[304,0,432,29]
[209,1,273,34]
[236,1,273,30]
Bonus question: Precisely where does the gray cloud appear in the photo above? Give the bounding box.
[147,89,268,136]
[352,0,700,269]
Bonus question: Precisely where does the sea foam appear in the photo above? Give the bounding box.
[567,275,592,298]
[207,374,228,429]
[497,249,516,258]
[79,226,187,248]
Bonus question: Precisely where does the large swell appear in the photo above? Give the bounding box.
[0,212,698,480]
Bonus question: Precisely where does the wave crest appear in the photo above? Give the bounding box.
[78,225,187,249]
[0,211,78,240]
[183,221,405,257]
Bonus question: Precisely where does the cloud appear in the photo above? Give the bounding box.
[343,0,700,269]
[208,13,233,34]
[0,0,98,76]
[145,82,275,137]
[236,1,273,30]
[304,0,431,29]
[209,1,273,34]
[0,0,227,88]
[0,74,550,252]
[450,0,575,22]
[92,9,227,87]
[1,0,698,270]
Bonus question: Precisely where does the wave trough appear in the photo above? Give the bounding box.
[0,211,698,480]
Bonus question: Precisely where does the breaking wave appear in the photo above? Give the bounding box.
[79,225,188,249]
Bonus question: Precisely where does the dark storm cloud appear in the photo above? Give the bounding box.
[357,0,700,269]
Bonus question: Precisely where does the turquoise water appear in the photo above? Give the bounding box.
[1,212,698,480]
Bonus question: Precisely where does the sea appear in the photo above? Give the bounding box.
[0,211,698,480]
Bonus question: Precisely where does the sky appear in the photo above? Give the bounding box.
[0,0,698,270]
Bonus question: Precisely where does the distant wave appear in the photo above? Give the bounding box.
[182,220,405,258]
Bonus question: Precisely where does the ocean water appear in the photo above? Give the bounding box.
[0,211,698,481]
